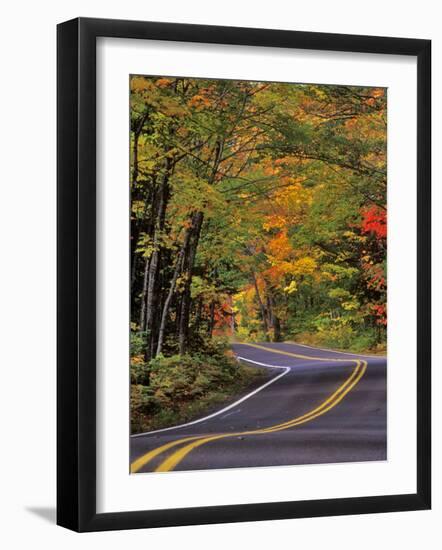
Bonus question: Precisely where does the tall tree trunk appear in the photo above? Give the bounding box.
[130,112,150,321]
[145,250,159,360]
[230,306,236,337]
[175,297,182,336]
[156,229,191,356]
[266,295,273,330]
[273,314,282,342]
[194,298,203,332]
[267,294,282,342]
[252,272,269,337]
[207,300,216,338]
[178,211,204,355]
[131,250,138,302]
[131,185,153,302]
[268,300,281,342]
[139,256,150,331]
[145,164,172,360]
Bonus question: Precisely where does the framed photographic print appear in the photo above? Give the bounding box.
[57,17,431,531]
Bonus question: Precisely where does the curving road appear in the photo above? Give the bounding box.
[130,342,386,473]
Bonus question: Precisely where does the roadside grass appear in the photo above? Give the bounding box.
[288,330,387,355]
[232,328,386,356]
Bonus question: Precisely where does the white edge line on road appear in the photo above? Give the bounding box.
[131,357,290,438]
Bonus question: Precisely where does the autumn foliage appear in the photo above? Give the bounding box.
[130,77,387,363]
[361,206,387,239]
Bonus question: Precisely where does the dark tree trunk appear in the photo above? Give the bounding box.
[252,272,269,338]
[265,292,281,342]
[156,228,192,356]
[130,251,139,304]
[139,256,150,331]
[230,307,236,336]
[130,185,153,304]
[271,305,282,342]
[129,112,150,320]
[132,185,156,329]
[145,163,172,360]
[194,298,203,332]
[178,211,204,355]
[266,295,273,329]
[175,297,182,336]
[207,300,216,338]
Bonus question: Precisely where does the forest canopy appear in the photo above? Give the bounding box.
[129,76,386,432]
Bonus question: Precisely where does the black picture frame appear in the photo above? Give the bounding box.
[57,17,431,532]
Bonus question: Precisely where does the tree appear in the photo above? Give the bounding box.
[130,77,387,363]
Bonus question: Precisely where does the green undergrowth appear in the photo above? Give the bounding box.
[289,327,386,355]
[130,337,267,434]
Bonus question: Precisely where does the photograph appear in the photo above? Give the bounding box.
[129,75,387,474]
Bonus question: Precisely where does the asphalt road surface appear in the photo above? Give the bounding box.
[130,342,386,474]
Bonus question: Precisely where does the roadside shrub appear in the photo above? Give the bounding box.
[129,331,266,433]
[290,314,381,352]
[234,323,268,343]
[130,331,147,356]
[130,384,160,432]
[130,331,152,384]
[314,317,356,349]
[149,348,238,411]
[130,355,150,385]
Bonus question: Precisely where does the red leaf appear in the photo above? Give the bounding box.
[361,206,387,239]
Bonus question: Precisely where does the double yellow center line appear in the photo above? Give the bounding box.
[131,343,367,473]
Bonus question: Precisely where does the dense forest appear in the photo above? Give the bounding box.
[129,76,387,432]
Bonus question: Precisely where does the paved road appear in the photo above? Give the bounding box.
[130,342,386,473]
